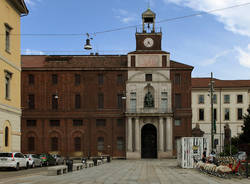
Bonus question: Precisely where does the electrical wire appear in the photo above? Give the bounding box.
[2,1,250,37]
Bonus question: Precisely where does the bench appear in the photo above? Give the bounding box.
[97,160,102,166]
[102,158,108,163]
[48,165,67,176]
[73,163,84,171]
[86,160,94,168]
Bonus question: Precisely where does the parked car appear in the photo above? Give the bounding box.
[39,154,56,166]
[52,154,64,165]
[25,154,42,168]
[234,151,247,161]
[0,152,29,170]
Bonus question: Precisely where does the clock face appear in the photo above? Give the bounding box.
[144,38,154,48]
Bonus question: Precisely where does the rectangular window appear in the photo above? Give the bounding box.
[175,94,181,108]
[199,109,204,121]
[75,94,81,109]
[130,92,136,112]
[117,94,123,109]
[28,74,34,85]
[75,74,81,85]
[51,137,58,151]
[50,120,60,127]
[174,119,181,126]
[117,74,123,85]
[117,119,123,127]
[5,71,12,99]
[5,24,12,52]
[98,93,104,109]
[238,108,243,120]
[237,95,243,103]
[224,95,230,104]
[174,74,181,85]
[74,137,81,151]
[117,137,124,151]
[97,137,104,151]
[28,137,35,151]
[162,55,167,67]
[213,94,217,104]
[161,92,168,111]
[198,95,204,104]
[28,94,35,109]
[131,56,135,67]
[213,108,217,121]
[145,74,152,81]
[73,120,83,126]
[26,120,37,127]
[98,74,103,85]
[96,119,106,127]
[224,108,230,120]
[52,94,58,109]
[52,74,58,84]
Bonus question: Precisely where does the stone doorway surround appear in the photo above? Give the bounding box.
[126,116,173,159]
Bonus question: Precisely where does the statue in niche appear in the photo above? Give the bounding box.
[144,91,154,107]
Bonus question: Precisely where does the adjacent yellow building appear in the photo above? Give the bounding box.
[0,0,28,152]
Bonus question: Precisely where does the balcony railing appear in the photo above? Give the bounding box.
[126,107,172,114]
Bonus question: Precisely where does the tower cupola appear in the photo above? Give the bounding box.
[142,8,156,33]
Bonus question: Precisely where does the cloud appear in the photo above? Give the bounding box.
[163,0,250,37]
[23,49,44,55]
[24,0,41,6]
[201,49,232,66]
[235,44,250,68]
[113,8,137,24]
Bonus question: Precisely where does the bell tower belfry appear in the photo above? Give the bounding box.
[142,8,156,33]
[135,8,162,51]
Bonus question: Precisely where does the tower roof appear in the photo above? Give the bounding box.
[142,8,156,18]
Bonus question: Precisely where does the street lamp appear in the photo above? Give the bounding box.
[208,72,215,152]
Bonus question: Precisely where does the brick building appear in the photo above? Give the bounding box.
[21,9,193,158]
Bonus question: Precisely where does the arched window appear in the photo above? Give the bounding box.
[97,137,104,151]
[51,137,58,151]
[74,137,81,151]
[5,127,9,147]
[28,137,35,151]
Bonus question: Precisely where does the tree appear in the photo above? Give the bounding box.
[239,105,250,144]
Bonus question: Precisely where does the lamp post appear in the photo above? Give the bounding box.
[208,72,215,152]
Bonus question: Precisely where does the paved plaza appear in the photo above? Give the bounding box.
[0,159,249,184]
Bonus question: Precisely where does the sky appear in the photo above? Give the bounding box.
[21,0,250,80]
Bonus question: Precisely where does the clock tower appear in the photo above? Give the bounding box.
[126,9,173,159]
[136,8,162,51]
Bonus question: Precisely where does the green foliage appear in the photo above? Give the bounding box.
[239,106,250,144]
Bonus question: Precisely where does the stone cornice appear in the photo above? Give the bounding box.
[0,54,21,71]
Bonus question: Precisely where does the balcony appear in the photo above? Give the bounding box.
[126,107,172,115]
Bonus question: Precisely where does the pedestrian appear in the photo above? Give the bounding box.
[202,148,207,163]
[208,150,216,163]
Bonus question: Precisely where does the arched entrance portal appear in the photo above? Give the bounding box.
[141,124,157,158]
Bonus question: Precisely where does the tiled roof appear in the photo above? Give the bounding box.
[21,55,128,68]
[192,78,250,88]
[21,55,194,69]
[170,60,193,69]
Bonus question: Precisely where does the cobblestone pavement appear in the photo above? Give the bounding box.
[0,159,249,184]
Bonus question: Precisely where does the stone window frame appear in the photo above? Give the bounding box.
[198,108,205,121]
[237,108,243,120]
[224,108,230,121]
[97,137,104,151]
[5,70,12,100]
[198,95,204,104]
[4,23,12,53]
[237,94,243,104]
[224,94,230,104]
